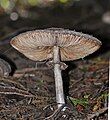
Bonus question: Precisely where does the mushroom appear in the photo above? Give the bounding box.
[0,58,11,77]
[10,28,101,108]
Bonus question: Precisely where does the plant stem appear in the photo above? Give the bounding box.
[53,46,65,108]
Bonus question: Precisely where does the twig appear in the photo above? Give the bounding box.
[35,103,56,119]
[0,77,27,90]
[13,67,51,78]
[37,104,65,120]
[44,104,65,120]
[0,86,34,97]
[69,74,85,89]
[87,107,108,120]
[91,81,108,100]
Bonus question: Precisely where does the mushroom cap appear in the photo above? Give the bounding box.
[10,28,102,61]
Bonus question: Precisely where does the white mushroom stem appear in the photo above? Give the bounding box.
[53,46,65,108]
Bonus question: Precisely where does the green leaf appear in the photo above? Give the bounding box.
[36,79,44,86]
[28,0,38,6]
[69,97,89,107]
[0,0,10,9]
[59,0,69,4]
[101,93,108,98]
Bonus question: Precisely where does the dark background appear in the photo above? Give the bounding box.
[0,0,110,53]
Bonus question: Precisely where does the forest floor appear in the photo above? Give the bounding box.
[0,42,108,120]
[0,3,109,119]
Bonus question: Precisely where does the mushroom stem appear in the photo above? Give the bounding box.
[53,46,65,108]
